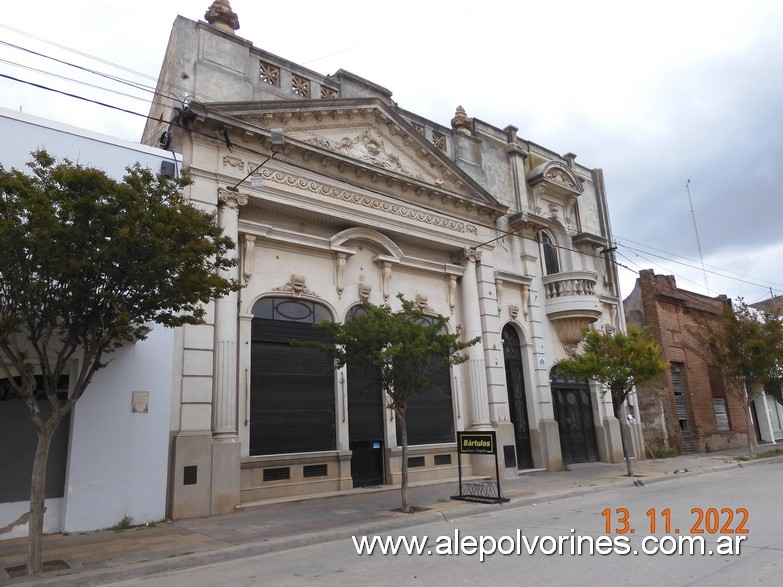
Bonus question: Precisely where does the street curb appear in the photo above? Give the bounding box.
[10,455,783,586]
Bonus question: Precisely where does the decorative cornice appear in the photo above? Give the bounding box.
[507,210,550,237]
[260,168,478,236]
[573,232,607,252]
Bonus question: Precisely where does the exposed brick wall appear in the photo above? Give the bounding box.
[625,270,748,454]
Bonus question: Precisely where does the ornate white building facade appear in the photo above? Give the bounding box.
[142,1,638,519]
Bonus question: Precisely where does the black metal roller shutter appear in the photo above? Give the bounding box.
[397,364,454,445]
[249,318,336,456]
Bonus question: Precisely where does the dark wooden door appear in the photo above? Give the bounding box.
[551,370,599,464]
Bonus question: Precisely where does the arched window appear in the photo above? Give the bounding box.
[249,297,335,456]
[540,231,560,275]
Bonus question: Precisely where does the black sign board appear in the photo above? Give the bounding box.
[457,431,496,455]
[452,430,509,504]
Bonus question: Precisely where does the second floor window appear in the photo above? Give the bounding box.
[540,231,560,275]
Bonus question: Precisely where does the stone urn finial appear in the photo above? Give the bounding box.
[205,0,239,33]
[451,105,474,136]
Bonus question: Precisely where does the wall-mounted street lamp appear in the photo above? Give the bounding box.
[226,128,285,192]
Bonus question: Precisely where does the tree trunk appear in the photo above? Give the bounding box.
[398,408,411,513]
[612,391,634,477]
[27,425,55,575]
[618,414,634,477]
[744,401,756,459]
[741,381,757,458]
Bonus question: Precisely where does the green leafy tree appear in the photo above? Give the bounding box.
[303,295,479,513]
[0,151,240,575]
[556,326,667,477]
[687,300,783,457]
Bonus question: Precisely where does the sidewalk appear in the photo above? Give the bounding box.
[2,447,781,585]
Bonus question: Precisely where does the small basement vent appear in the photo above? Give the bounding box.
[408,456,425,468]
[434,454,452,466]
[303,464,328,478]
[263,467,291,482]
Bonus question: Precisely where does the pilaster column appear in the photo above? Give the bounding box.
[460,248,491,430]
[213,189,247,438]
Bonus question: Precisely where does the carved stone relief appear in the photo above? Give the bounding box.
[358,282,372,300]
[447,274,457,314]
[242,235,255,283]
[305,129,417,178]
[335,252,348,297]
[415,294,434,313]
[546,167,577,188]
[218,188,248,209]
[380,261,392,301]
[223,155,244,172]
[273,274,317,298]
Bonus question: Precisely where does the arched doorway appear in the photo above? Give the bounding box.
[550,366,599,464]
[502,325,534,469]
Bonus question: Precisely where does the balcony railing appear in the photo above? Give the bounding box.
[541,271,602,346]
[542,272,597,299]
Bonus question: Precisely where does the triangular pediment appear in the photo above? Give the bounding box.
[205,99,505,219]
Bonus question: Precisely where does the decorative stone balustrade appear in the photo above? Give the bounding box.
[542,272,597,299]
[541,271,602,347]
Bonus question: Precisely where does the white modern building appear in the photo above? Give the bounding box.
[0,108,181,539]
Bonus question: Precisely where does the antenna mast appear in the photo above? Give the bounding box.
[686,179,709,293]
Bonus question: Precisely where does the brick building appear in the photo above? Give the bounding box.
[624,270,747,454]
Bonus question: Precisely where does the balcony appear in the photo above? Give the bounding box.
[542,271,602,346]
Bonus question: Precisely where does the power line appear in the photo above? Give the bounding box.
[0,57,152,104]
[614,234,783,291]
[685,178,709,293]
[0,39,179,106]
[0,23,159,84]
[617,241,783,295]
[4,36,782,301]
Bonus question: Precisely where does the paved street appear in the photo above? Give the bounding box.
[3,451,780,586]
[104,460,782,586]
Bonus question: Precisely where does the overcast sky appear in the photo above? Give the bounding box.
[2,0,782,305]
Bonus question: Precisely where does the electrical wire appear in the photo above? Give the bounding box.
[3,33,782,303]
[0,57,152,104]
[618,242,783,293]
[616,234,783,291]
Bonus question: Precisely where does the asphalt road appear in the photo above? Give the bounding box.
[107,460,782,586]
